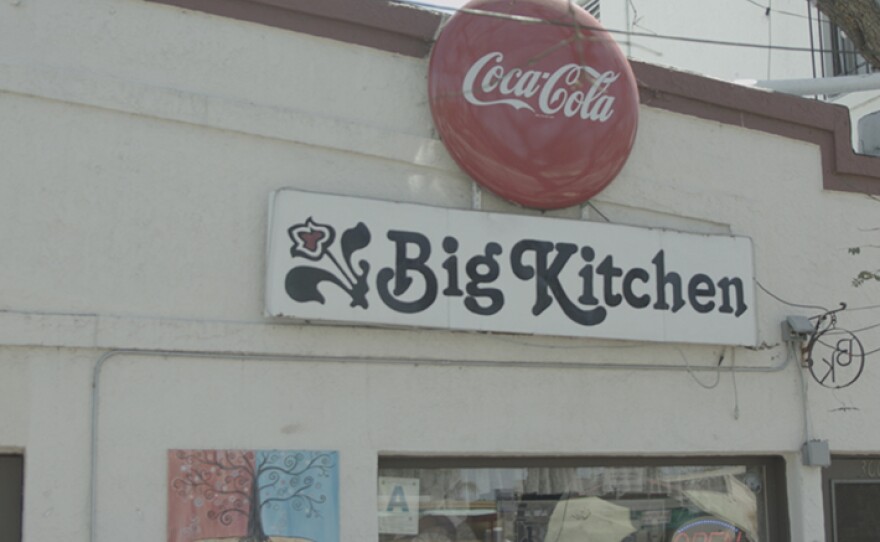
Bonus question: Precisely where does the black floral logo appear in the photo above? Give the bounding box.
[285,217,371,308]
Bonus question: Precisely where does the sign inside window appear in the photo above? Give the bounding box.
[672,517,752,542]
[379,477,421,535]
[266,190,756,345]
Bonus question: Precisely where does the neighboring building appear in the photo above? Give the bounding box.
[600,0,817,81]
[2,1,880,542]
[602,0,880,152]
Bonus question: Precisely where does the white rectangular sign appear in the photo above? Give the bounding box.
[377,477,420,535]
[266,190,757,346]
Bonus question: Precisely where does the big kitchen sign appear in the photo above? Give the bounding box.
[428,0,640,209]
[266,190,757,346]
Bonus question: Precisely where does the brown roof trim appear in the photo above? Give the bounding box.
[144,0,443,58]
[632,60,880,195]
[145,0,880,194]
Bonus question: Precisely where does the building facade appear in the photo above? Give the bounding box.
[2,1,880,541]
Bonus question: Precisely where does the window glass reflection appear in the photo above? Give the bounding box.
[378,464,767,542]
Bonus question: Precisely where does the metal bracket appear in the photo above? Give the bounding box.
[782,315,815,367]
[471,183,482,210]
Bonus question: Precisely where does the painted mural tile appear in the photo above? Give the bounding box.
[168,449,339,542]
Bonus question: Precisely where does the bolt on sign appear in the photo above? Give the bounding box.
[265,190,757,346]
[428,0,640,209]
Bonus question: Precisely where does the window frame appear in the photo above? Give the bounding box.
[379,454,790,542]
[822,456,880,542]
[0,454,24,542]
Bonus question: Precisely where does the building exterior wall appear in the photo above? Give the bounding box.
[2,1,880,542]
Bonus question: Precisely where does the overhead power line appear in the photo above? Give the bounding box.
[399,0,880,58]
[741,0,811,20]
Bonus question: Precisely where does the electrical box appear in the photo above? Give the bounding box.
[782,315,814,342]
[802,439,831,467]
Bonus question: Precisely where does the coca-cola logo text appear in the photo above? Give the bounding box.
[427,0,640,208]
[462,51,619,121]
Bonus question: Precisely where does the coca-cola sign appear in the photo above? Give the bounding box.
[462,52,620,121]
[266,190,757,346]
[429,0,639,209]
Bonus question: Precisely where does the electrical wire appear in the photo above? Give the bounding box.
[844,303,880,312]
[400,0,880,58]
[741,0,811,20]
[731,347,740,420]
[823,321,880,334]
[585,201,610,222]
[755,280,830,311]
[488,335,648,349]
[755,282,880,356]
[680,347,723,389]
[795,341,814,444]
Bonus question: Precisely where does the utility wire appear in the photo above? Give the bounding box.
[754,282,880,355]
[585,201,610,222]
[755,280,830,311]
[824,321,880,334]
[400,0,880,58]
[741,0,811,20]
[845,303,880,312]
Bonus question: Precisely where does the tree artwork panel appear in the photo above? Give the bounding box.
[168,450,339,542]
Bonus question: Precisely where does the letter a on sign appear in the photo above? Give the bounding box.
[387,485,409,512]
[378,477,420,535]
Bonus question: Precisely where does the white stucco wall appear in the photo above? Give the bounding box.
[2,1,880,542]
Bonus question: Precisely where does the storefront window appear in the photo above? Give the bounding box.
[823,457,880,542]
[379,457,786,542]
[0,455,23,542]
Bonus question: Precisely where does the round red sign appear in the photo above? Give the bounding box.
[428,0,639,209]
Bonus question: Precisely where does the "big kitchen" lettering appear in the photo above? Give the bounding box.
[285,221,748,327]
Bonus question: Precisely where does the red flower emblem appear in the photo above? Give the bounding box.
[288,218,334,261]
